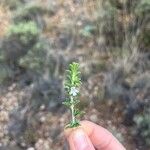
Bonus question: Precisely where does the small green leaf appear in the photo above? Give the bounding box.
[71,99,80,106]
[74,109,85,116]
[65,120,80,128]
[62,100,71,107]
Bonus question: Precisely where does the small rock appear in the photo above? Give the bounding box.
[35,139,50,150]
[20,142,26,148]
[0,111,9,122]
[39,105,45,111]
[27,147,35,150]
[40,116,46,123]
[90,114,98,122]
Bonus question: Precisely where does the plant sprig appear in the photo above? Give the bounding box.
[63,62,83,128]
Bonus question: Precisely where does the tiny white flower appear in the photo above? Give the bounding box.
[70,87,79,96]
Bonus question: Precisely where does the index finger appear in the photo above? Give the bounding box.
[81,120,126,150]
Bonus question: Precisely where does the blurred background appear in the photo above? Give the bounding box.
[0,0,149,150]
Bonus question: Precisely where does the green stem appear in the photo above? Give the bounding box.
[70,96,75,124]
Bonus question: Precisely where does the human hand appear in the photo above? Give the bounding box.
[65,120,126,150]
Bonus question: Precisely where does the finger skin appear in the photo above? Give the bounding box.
[65,127,76,150]
[81,120,126,150]
[66,128,95,150]
[68,135,76,150]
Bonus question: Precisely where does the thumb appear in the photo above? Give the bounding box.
[66,128,95,150]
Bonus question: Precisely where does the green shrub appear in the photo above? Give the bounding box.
[0,50,5,63]
[95,1,117,29]
[134,108,150,147]
[19,38,66,77]
[19,41,47,74]
[1,21,40,65]
[135,0,150,16]
[0,65,13,84]
[141,24,150,49]
[14,4,46,25]
[14,2,56,30]
[94,1,121,47]
[0,0,23,10]
[7,21,39,44]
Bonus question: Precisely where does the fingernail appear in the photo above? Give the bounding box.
[72,129,93,150]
